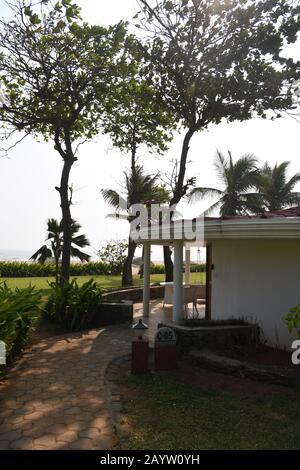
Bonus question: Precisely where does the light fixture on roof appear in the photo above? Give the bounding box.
[132,319,148,340]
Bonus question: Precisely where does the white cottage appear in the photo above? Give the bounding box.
[135,206,300,350]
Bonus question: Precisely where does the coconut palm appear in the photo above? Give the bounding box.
[189,151,260,216]
[101,164,170,286]
[253,161,300,212]
[31,219,90,284]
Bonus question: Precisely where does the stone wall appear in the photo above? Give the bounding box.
[91,301,133,327]
[103,285,165,303]
[159,320,260,354]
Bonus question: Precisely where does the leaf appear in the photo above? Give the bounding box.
[30,14,41,26]
[164,1,173,11]
[24,7,32,17]
[53,20,66,33]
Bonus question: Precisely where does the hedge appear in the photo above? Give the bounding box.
[150,263,206,274]
[0,261,207,278]
[0,261,111,278]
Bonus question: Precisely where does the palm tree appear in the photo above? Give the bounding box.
[101,165,170,286]
[31,219,90,284]
[189,151,260,216]
[253,161,300,212]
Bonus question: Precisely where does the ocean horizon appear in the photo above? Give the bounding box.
[0,249,34,261]
[0,249,165,264]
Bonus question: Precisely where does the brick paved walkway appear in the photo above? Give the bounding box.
[0,301,170,450]
[0,325,133,450]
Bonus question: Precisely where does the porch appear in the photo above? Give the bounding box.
[134,299,206,343]
[140,241,211,323]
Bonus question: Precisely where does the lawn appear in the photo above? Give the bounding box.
[118,374,300,450]
[0,272,205,294]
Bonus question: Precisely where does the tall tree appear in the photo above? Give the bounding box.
[136,0,300,279]
[31,218,90,284]
[189,151,260,216]
[0,0,126,284]
[102,36,175,172]
[101,38,175,281]
[254,161,300,212]
[101,165,170,286]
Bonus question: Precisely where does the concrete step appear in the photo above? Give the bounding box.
[188,348,299,387]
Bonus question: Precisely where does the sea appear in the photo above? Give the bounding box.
[0,250,165,263]
[0,250,33,262]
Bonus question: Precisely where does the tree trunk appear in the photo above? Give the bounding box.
[59,157,74,286]
[139,246,144,279]
[55,256,60,286]
[164,127,197,282]
[163,246,173,282]
[171,127,196,206]
[122,237,137,287]
[163,127,196,282]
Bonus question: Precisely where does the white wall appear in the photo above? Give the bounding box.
[211,239,300,350]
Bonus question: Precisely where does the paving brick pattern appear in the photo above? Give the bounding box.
[0,302,171,450]
[0,301,169,450]
[0,326,133,450]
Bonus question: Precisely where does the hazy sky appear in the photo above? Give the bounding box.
[0,0,299,261]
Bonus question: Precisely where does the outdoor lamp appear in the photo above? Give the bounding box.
[131,319,149,375]
[132,319,148,341]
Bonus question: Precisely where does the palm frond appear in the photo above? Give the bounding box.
[70,247,91,263]
[70,220,82,235]
[188,187,223,203]
[71,234,90,248]
[101,189,128,211]
[32,217,91,268]
[30,245,52,264]
[232,154,259,193]
[283,193,300,208]
[284,173,300,194]
[214,150,228,184]
[46,218,62,240]
[242,193,265,214]
[257,161,300,211]
[105,213,130,221]
[102,164,171,227]
[202,199,223,216]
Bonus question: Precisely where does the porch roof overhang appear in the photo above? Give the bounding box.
[132,217,300,245]
[204,217,300,240]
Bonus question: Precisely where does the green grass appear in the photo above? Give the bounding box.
[0,272,205,294]
[119,375,300,450]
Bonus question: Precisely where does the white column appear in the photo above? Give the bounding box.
[143,243,151,317]
[173,241,183,322]
[185,247,191,285]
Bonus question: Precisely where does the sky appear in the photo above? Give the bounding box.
[0,0,299,262]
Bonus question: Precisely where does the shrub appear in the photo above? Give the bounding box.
[0,261,111,278]
[0,283,41,363]
[0,260,207,278]
[149,263,206,275]
[284,305,300,337]
[97,240,128,275]
[190,263,206,273]
[44,279,102,332]
[150,264,165,274]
